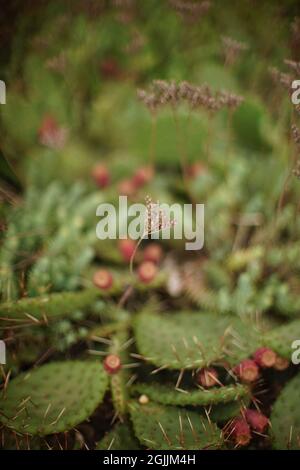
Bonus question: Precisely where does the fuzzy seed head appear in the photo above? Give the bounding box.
[104,354,121,374]
[253,347,276,368]
[93,269,113,290]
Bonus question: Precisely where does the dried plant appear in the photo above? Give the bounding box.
[138,80,243,114]
[129,195,176,274]
[168,0,211,22]
[221,36,248,66]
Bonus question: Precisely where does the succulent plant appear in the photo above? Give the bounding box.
[0,361,108,436]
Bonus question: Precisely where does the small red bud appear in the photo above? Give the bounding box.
[233,359,259,383]
[104,354,121,374]
[226,417,251,447]
[38,114,66,149]
[92,164,110,188]
[93,269,113,290]
[138,261,157,284]
[245,409,269,433]
[143,243,163,264]
[118,179,136,196]
[253,347,276,368]
[187,162,207,180]
[197,367,219,388]
[119,239,136,262]
[274,356,290,371]
[132,166,154,189]
[100,58,121,79]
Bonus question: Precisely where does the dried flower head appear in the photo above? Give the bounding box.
[292,124,300,146]
[221,36,248,66]
[168,0,211,22]
[138,80,243,114]
[144,195,176,235]
[269,67,293,91]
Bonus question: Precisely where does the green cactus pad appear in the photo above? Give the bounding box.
[132,382,249,407]
[270,373,300,449]
[129,401,222,450]
[0,289,101,321]
[97,423,140,450]
[134,312,262,370]
[209,399,250,423]
[264,319,300,359]
[0,361,108,436]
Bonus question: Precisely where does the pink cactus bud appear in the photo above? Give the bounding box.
[233,359,259,383]
[38,114,67,149]
[226,417,251,446]
[92,164,110,188]
[143,243,163,264]
[274,356,290,371]
[245,409,269,433]
[93,269,113,290]
[138,261,157,284]
[253,347,276,368]
[132,166,154,189]
[118,179,136,196]
[187,162,207,180]
[119,239,136,262]
[104,354,121,374]
[197,367,219,388]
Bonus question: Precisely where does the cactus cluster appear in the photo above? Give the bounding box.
[1,0,300,452]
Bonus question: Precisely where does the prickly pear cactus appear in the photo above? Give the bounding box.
[132,382,249,407]
[270,373,300,449]
[264,319,300,359]
[97,423,140,450]
[129,401,223,450]
[134,311,262,369]
[0,361,108,435]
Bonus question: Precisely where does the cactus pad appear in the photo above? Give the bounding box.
[270,373,300,449]
[0,361,108,436]
[132,382,249,406]
[97,423,140,450]
[134,312,262,369]
[129,401,222,450]
[264,319,300,359]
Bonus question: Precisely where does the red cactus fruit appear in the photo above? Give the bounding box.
[92,164,110,188]
[104,354,121,374]
[197,367,219,388]
[274,356,290,371]
[245,409,269,433]
[137,261,157,284]
[118,179,136,196]
[132,166,154,189]
[233,359,259,383]
[253,347,276,368]
[100,58,122,80]
[143,243,163,264]
[187,162,207,180]
[226,417,251,447]
[119,239,136,262]
[93,269,113,290]
[38,114,67,149]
